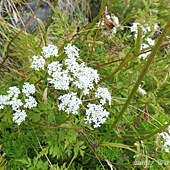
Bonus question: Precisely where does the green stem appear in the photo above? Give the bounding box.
[100,142,163,168]
[100,19,170,143]
[134,24,143,56]
[99,46,134,83]
[140,40,170,54]
[134,121,170,141]
[96,121,170,142]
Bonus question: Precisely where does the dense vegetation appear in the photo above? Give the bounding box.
[0,0,170,169]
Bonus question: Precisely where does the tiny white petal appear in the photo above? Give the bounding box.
[22,82,36,96]
[30,55,45,70]
[154,23,159,30]
[130,22,140,33]
[95,87,112,105]
[112,16,119,26]
[159,128,170,153]
[64,43,80,59]
[58,92,82,114]
[84,104,110,128]
[42,44,58,58]
[24,96,37,109]
[0,95,9,109]
[138,43,150,59]
[7,86,21,98]
[8,98,23,111]
[13,109,27,125]
[146,38,155,46]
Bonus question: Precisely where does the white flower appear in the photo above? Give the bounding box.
[112,27,117,34]
[138,43,151,59]
[130,22,140,33]
[30,55,46,70]
[7,86,21,98]
[64,43,80,59]
[159,131,170,152]
[95,87,112,105]
[138,52,150,59]
[64,44,100,94]
[8,98,23,111]
[0,95,9,109]
[24,96,37,109]
[47,61,62,75]
[42,44,58,58]
[146,38,155,46]
[72,63,100,94]
[130,23,151,39]
[22,82,36,96]
[48,70,73,90]
[13,109,27,125]
[141,43,149,49]
[65,58,79,72]
[84,104,110,128]
[48,62,73,90]
[138,85,147,95]
[154,23,159,30]
[65,52,100,95]
[130,22,140,39]
[112,16,119,26]
[58,92,82,114]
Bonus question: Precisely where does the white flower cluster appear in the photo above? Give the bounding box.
[0,82,37,125]
[159,125,170,152]
[130,22,156,59]
[22,82,36,96]
[84,104,110,128]
[58,92,82,114]
[30,43,112,128]
[30,44,59,70]
[45,44,100,95]
[130,22,151,39]
[30,55,46,70]
[42,44,58,58]
[47,61,73,90]
[72,63,100,95]
[95,87,112,105]
[138,37,155,59]
[64,43,80,59]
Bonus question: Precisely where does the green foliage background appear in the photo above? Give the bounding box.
[0,0,170,169]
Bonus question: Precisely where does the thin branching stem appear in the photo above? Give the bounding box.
[100,19,170,143]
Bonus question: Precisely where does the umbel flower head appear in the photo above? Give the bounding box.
[1,43,112,127]
[29,43,112,128]
[30,55,45,70]
[84,104,110,128]
[0,83,37,125]
[42,44,58,58]
[58,92,82,114]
